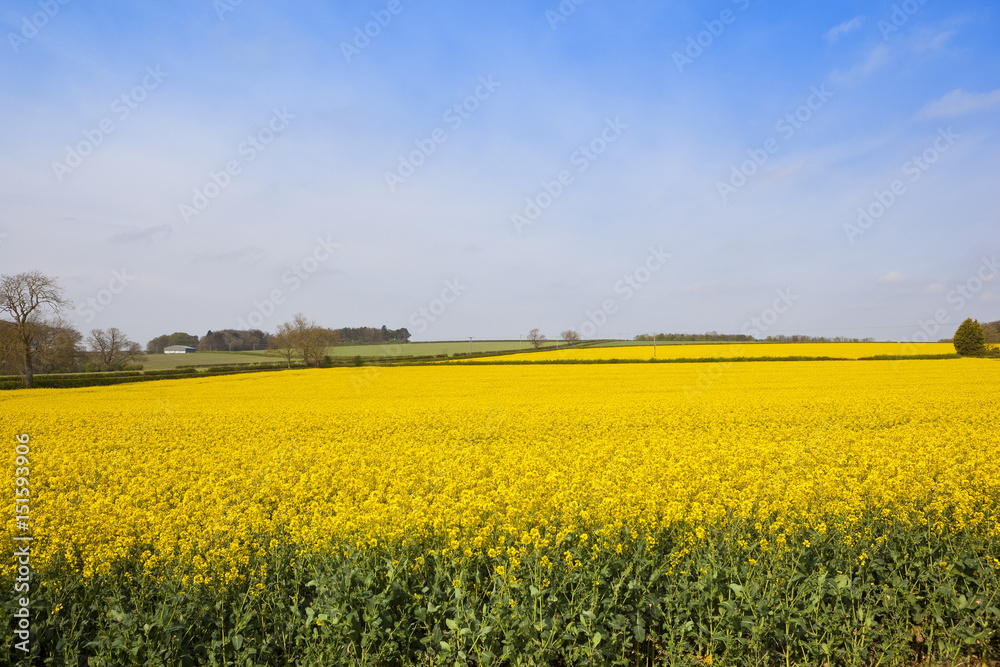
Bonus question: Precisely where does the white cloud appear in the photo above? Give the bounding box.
[878,271,905,284]
[828,44,889,86]
[924,282,946,294]
[912,28,957,54]
[917,88,1000,119]
[909,14,972,54]
[825,16,865,45]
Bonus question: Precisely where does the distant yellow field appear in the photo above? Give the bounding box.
[473,341,955,361]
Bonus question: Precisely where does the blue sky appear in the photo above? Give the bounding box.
[1,0,998,344]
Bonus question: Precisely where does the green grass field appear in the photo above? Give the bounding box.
[142,340,564,369]
[141,351,278,370]
[326,340,560,357]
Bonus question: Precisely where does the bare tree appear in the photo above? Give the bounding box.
[527,328,546,349]
[984,320,1000,346]
[269,321,299,368]
[269,315,338,368]
[293,314,339,366]
[561,329,580,344]
[0,321,21,375]
[34,319,85,372]
[87,328,145,370]
[0,271,71,387]
[1,320,83,374]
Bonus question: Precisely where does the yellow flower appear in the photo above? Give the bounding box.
[0,357,995,605]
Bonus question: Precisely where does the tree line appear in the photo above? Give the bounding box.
[3,270,997,388]
[147,325,411,353]
[0,271,412,387]
[0,272,147,386]
[147,329,269,353]
[337,325,411,344]
[634,332,877,343]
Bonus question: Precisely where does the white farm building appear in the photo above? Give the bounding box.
[163,345,197,354]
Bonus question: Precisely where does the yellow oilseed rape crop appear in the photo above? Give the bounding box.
[1,358,995,582]
[471,341,954,361]
[1,358,998,665]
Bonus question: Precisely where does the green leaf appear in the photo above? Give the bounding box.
[592,631,602,646]
[446,618,459,631]
[231,635,243,650]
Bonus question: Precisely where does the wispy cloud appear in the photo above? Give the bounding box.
[825,16,865,45]
[917,88,1000,119]
[878,271,905,284]
[828,44,889,85]
[109,225,173,244]
[910,14,973,54]
[759,159,805,184]
[912,28,958,54]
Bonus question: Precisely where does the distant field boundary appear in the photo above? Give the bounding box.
[2,352,980,390]
[433,354,964,366]
[0,362,305,390]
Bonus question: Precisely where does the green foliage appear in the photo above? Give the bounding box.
[199,329,267,352]
[337,326,411,344]
[3,519,998,666]
[953,318,987,356]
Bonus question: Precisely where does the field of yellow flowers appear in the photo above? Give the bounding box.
[473,341,955,362]
[2,359,999,666]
